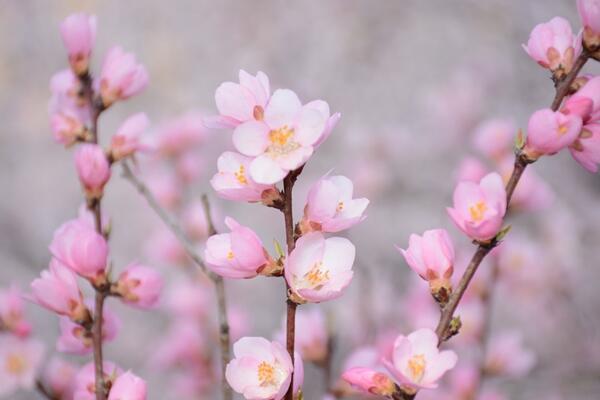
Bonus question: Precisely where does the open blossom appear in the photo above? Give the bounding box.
[75,144,112,199]
[113,263,163,309]
[564,75,600,123]
[447,172,507,242]
[232,89,335,184]
[0,336,45,397]
[0,285,31,337]
[524,108,582,159]
[73,361,122,400]
[522,17,582,77]
[275,308,328,363]
[109,112,150,161]
[397,229,455,295]
[484,332,536,378]
[60,13,96,75]
[42,357,77,399]
[212,70,271,128]
[57,303,120,354]
[578,0,600,49]
[108,371,147,400]
[211,151,276,202]
[99,46,149,107]
[49,219,109,282]
[382,328,457,391]
[300,174,369,233]
[204,217,272,279]
[570,123,600,172]
[472,119,515,161]
[342,367,397,396]
[226,337,303,400]
[285,232,355,303]
[30,259,87,321]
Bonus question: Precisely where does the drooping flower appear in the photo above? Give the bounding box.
[59,13,97,75]
[522,17,582,78]
[49,219,109,283]
[300,174,369,234]
[232,89,336,184]
[75,144,112,199]
[0,285,31,337]
[577,0,600,50]
[274,308,329,364]
[204,217,273,279]
[73,361,123,400]
[569,123,600,172]
[524,108,582,159]
[342,367,397,397]
[382,328,457,391]
[113,263,163,309]
[109,112,150,161]
[211,151,277,203]
[447,172,507,242]
[99,46,149,107]
[285,232,355,303]
[225,337,303,400]
[0,336,45,397]
[108,371,147,400]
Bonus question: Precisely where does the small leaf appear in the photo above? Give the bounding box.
[274,239,285,259]
[515,129,525,150]
[495,224,512,242]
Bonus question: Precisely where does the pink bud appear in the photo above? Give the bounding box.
[110,112,150,161]
[522,17,582,78]
[564,76,600,123]
[73,361,122,400]
[0,336,45,397]
[30,259,87,320]
[59,13,96,75]
[447,172,506,242]
[49,219,109,282]
[342,367,397,396]
[114,263,163,309]
[99,46,149,107]
[42,357,77,399]
[578,0,600,48]
[108,371,147,400]
[57,303,120,354]
[75,144,111,199]
[285,232,355,303]
[570,123,600,172]
[382,328,457,390]
[211,151,276,202]
[524,108,582,159]
[204,217,270,279]
[301,174,369,233]
[0,284,31,338]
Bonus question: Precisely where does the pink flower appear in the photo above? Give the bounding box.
[212,70,271,128]
[225,337,303,400]
[73,361,122,400]
[50,107,87,147]
[447,172,507,242]
[522,17,582,77]
[30,259,87,321]
[564,76,600,123]
[152,321,208,369]
[0,284,31,337]
[99,46,149,107]
[113,263,163,309]
[42,357,77,399]
[181,200,211,241]
[211,151,276,202]
[397,229,455,294]
[382,328,457,390]
[284,232,355,303]
[155,112,208,156]
[472,119,515,161]
[57,303,120,354]
[204,217,271,279]
[0,336,45,397]
[342,367,397,396]
[49,219,109,283]
[109,112,150,161]
[300,174,369,233]
[455,157,488,183]
[108,371,147,400]
[484,331,536,378]
[145,169,182,209]
[59,13,96,75]
[578,0,600,49]
[275,308,329,363]
[570,123,600,172]
[232,89,335,184]
[524,108,582,159]
[75,144,112,199]
[499,157,554,211]
[164,279,213,319]
[50,69,80,101]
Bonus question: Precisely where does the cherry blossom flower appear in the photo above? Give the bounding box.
[577,0,600,49]
[113,263,163,309]
[75,144,112,199]
[109,112,150,161]
[59,13,96,75]
[275,308,329,364]
[524,108,582,159]
[0,336,45,397]
[99,46,149,107]
[108,371,147,400]
[0,284,31,338]
[342,367,397,396]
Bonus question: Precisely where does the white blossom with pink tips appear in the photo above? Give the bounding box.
[211,151,276,202]
[382,328,457,391]
[284,232,355,303]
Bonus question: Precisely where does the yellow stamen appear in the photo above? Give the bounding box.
[257,361,276,386]
[468,201,487,221]
[558,124,569,135]
[304,262,330,287]
[227,250,235,260]
[407,354,426,382]
[6,354,26,375]
[234,165,248,185]
[336,201,344,212]
[269,126,294,146]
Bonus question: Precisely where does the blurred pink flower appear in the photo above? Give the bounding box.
[524,108,582,159]
[99,46,149,107]
[570,123,600,172]
[285,232,355,303]
[164,279,213,319]
[144,228,187,266]
[42,357,77,399]
[60,13,96,75]
[382,328,457,390]
[447,172,506,242]
[0,336,45,397]
[211,151,276,202]
[204,217,271,279]
[472,119,515,161]
[455,157,488,183]
[155,112,208,156]
[75,144,112,199]
[522,17,582,77]
[57,302,120,354]
[50,107,87,147]
[578,0,600,48]
[499,157,554,211]
[49,219,108,283]
[108,371,147,400]
[181,200,212,242]
[301,174,369,233]
[152,321,209,369]
[485,331,536,378]
[73,361,122,400]
[0,284,31,338]
[232,89,334,184]
[114,263,163,309]
[144,169,182,210]
[342,367,396,396]
[275,307,329,363]
[109,112,150,161]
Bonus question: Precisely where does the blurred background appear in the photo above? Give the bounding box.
[1,0,600,399]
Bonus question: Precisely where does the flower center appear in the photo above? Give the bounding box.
[227,250,235,260]
[302,261,330,289]
[407,354,426,382]
[267,126,300,157]
[558,123,569,135]
[5,353,26,375]
[234,165,248,185]
[257,361,276,386]
[468,201,487,221]
[336,201,344,212]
